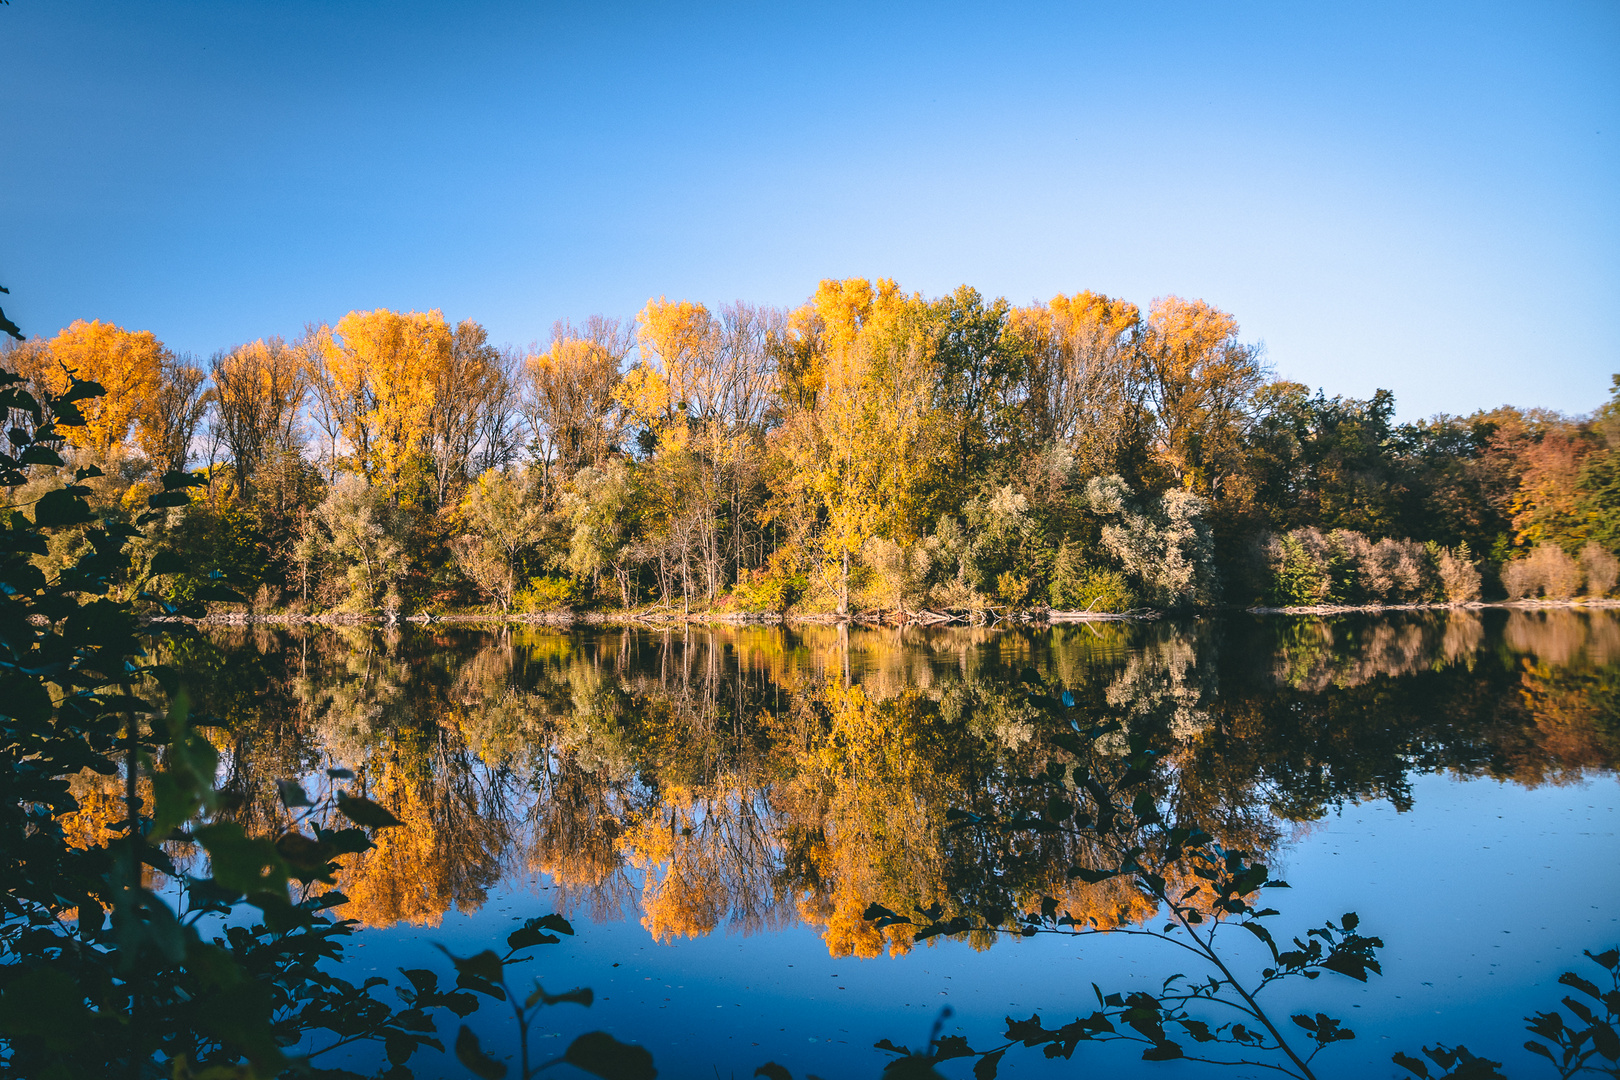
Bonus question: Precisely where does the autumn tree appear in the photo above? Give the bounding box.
[452,468,547,612]
[45,318,166,458]
[315,308,452,489]
[523,315,632,503]
[1137,296,1267,497]
[211,337,306,500]
[772,279,940,614]
[1007,290,1146,478]
[426,320,517,506]
[140,351,209,474]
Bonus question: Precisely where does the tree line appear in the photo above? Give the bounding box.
[4,279,1617,615]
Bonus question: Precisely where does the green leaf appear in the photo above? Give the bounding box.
[562,1031,656,1080]
[454,1025,508,1079]
[436,946,506,1000]
[337,790,405,829]
[195,821,289,897]
[59,379,107,404]
[508,921,563,952]
[0,968,96,1052]
[159,469,208,490]
[1592,1021,1620,1061]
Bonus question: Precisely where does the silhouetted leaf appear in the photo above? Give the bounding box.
[336,790,404,829]
[33,488,94,526]
[455,1025,507,1079]
[1392,1051,1431,1077]
[276,779,312,808]
[562,1030,656,1080]
[973,1048,1006,1079]
[525,983,593,1008]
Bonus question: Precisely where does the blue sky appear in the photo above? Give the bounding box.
[2,0,1616,419]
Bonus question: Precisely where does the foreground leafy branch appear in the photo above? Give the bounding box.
[0,369,654,1079]
[856,667,1383,1079]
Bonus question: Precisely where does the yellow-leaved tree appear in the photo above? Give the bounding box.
[45,319,166,458]
[772,278,940,613]
[316,308,452,488]
[1007,291,1144,475]
[1137,296,1266,495]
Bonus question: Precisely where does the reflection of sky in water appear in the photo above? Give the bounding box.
[175,611,1619,1079]
[311,772,1618,1079]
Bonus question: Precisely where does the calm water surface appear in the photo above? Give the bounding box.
[170,611,1620,1079]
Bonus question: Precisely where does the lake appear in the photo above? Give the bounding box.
[162,610,1620,1079]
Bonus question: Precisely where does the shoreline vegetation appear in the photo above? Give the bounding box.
[145,596,1620,628]
[4,278,1618,625]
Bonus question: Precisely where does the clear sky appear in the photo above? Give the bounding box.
[2,0,1616,419]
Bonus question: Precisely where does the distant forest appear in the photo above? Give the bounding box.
[3,279,1617,615]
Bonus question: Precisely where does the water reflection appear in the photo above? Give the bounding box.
[157,611,1619,956]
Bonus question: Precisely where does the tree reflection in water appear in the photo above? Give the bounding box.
[153,611,1617,964]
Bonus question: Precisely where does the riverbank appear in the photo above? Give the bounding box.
[140,597,1620,628]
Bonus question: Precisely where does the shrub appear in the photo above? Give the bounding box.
[1503,545,1584,600]
[1088,476,1218,608]
[1050,562,1135,612]
[1264,528,1344,605]
[732,548,808,613]
[1580,542,1619,597]
[1360,536,1428,602]
[1433,542,1483,602]
[514,574,578,612]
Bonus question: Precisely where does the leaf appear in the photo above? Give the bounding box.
[454,1025,507,1079]
[148,550,187,577]
[159,469,209,490]
[195,821,289,898]
[524,983,593,1008]
[972,1049,1006,1080]
[562,1031,656,1080]
[277,779,312,808]
[327,767,356,779]
[755,1066,792,1080]
[509,914,574,952]
[932,1034,974,1060]
[336,790,404,829]
[438,947,506,985]
[1587,948,1619,970]
[193,584,248,603]
[1592,1021,1620,1062]
[1392,1051,1431,1078]
[33,487,94,527]
[1066,866,1118,884]
[145,489,194,508]
[1140,1041,1183,1061]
